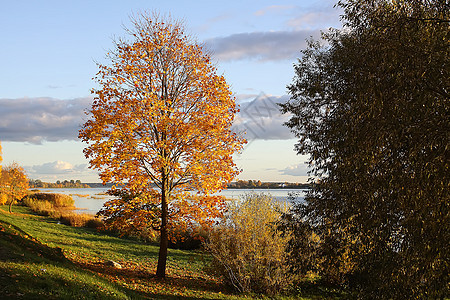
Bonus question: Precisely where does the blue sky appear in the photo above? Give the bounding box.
[0,0,342,183]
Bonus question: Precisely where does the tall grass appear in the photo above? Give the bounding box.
[23,193,102,228]
[31,192,74,207]
[59,213,103,228]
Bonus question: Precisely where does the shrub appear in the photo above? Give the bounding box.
[205,193,292,295]
[168,225,209,250]
[85,217,104,229]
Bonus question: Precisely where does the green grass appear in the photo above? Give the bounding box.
[0,208,129,299]
[0,205,322,299]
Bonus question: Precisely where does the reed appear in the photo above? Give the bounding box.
[23,193,102,228]
[59,213,102,228]
[31,193,74,208]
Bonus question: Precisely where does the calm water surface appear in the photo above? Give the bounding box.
[39,188,305,215]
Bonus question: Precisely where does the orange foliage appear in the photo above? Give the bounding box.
[79,12,246,278]
[1,162,29,212]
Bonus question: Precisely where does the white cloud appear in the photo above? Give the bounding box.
[280,163,310,176]
[24,160,98,182]
[0,93,294,146]
[28,160,87,174]
[0,97,92,144]
[205,30,320,61]
[204,2,341,62]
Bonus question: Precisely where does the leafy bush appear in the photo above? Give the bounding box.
[205,193,292,295]
[85,217,104,229]
[168,226,209,250]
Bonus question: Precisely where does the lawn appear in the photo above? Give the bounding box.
[0,205,245,299]
[1,205,318,299]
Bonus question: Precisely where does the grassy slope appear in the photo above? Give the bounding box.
[0,205,327,299]
[0,205,251,299]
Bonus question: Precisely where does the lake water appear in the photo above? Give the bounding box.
[38,187,306,215]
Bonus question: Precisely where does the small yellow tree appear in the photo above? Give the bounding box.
[79,12,246,278]
[1,162,29,213]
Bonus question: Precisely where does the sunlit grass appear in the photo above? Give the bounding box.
[0,206,248,299]
[0,205,325,299]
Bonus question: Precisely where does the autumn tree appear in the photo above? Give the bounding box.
[79,12,246,279]
[1,162,29,213]
[280,0,449,298]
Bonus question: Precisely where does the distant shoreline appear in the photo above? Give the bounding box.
[30,181,311,190]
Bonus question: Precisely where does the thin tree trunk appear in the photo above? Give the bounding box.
[156,171,169,279]
[8,199,13,213]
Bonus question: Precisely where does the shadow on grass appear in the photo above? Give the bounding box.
[0,220,132,299]
[0,219,68,264]
[0,207,234,299]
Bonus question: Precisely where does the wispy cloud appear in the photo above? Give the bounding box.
[254,5,296,16]
[0,97,91,144]
[287,11,341,30]
[280,163,310,176]
[205,30,320,61]
[46,85,62,89]
[197,13,232,33]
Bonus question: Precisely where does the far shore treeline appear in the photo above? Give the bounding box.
[29,179,310,190]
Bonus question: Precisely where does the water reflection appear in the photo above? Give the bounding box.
[39,188,306,215]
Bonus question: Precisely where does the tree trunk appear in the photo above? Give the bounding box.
[156,172,169,279]
[156,218,168,278]
[8,199,13,213]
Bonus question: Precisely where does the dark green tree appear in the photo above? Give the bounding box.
[279,0,449,298]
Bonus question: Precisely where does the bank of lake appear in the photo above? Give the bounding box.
[36,188,306,215]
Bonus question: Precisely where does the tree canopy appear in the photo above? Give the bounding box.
[280,0,449,298]
[79,12,246,278]
[0,162,29,213]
